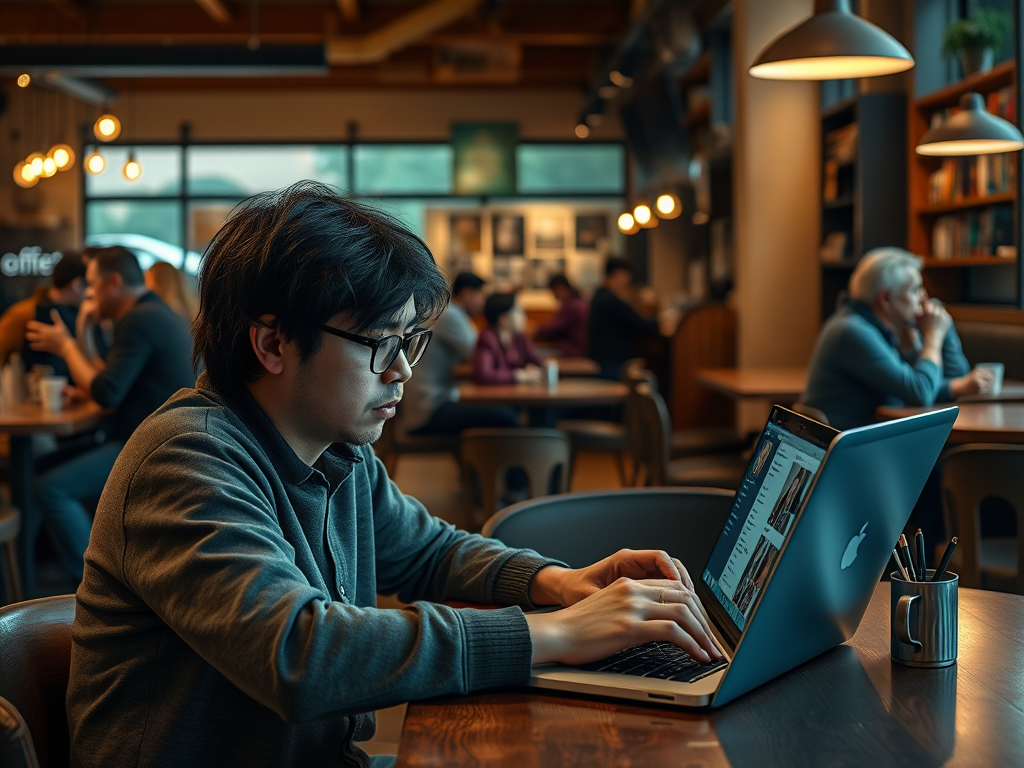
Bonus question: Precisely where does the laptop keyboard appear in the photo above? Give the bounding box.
[576,641,729,683]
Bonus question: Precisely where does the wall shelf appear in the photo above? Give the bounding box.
[921,256,1016,268]
[914,60,1015,111]
[918,192,1016,215]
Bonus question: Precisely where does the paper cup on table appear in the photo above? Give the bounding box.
[976,362,1004,395]
[40,376,67,413]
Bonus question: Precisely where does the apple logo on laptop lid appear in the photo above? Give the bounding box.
[841,522,869,570]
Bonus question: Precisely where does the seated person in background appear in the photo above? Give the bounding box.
[402,271,519,434]
[0,249,87,369]
[25,246,196,583]
[473,292,544,385]
[66,182,719,768]
[145,260,199,324]
[534,274,589,358]
[803,247,991,431]
[587,257,662,380]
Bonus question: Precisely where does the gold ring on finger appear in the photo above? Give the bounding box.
[659,588,666,604]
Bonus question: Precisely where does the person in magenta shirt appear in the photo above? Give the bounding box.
[534,275,589,358]
[472,292,544,385]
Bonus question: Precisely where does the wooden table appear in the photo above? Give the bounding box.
[452,357,600,380]
[396,584,1024,767]
[456,378,628,408]
[696,367,808,402]
[878,402,1024,443]
[0,401,108,594]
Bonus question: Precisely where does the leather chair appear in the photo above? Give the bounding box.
[631,383,748,490]
[940,444,1024,594]
[0,595,76,768]
[0,506,23,605]
[482,487,735,573]
[460,428,570,528]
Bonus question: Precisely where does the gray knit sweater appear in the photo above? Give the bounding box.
[67,374,557,768]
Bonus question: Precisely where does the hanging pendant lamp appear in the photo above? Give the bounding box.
[750,0,914,80]
[916,93,1024,156]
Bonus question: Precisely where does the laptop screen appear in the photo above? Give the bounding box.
[701,407,835,635]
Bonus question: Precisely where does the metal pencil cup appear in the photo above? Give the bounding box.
[890,570,958,668]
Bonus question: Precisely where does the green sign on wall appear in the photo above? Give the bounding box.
[451,122,517,196]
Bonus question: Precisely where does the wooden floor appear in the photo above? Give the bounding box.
[361,448,628,757]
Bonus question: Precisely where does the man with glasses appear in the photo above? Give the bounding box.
[67,182,720,768]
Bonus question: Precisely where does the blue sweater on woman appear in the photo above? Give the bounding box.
[803,300,970,430]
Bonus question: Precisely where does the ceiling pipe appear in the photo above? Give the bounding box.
[326,0,480,66]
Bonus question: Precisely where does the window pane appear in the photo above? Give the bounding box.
[187,146,349,196]
[188,199,242,258]
[85,200,186,270]
[517,145,625,194]
[354,145,452,195]
[84,146,182,197]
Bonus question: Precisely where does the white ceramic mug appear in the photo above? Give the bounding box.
[40,375,67,413]
[976,362,1004,396]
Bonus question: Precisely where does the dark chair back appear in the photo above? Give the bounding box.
[482,488,735,573]
[0,596,76,768]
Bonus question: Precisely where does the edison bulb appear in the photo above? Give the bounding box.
[655,193,682,219]
[26,152,44,176]
[94,114,122,141]
[13,162,38,188]
[17,74,30,88]
[617,212,639,234]
[85,150,107,174]
[575,124,590,139]
[633,204,652,225]
[122,156,142,181]
[40,156,57,177]
[49,144,75,171]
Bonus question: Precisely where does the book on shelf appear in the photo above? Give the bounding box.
[819,231,849,263]
[927,155,1014,203]
[931,206,1014,259]
[824,122,858,166]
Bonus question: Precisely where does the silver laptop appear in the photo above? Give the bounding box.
[530,404,958,708]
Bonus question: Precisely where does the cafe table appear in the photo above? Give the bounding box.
[878,401,1024,444]
[452,357,600,380]
[0,400,108,594]
[695,367,807,403]
[395,583,1024,767]
[456,378,628,409]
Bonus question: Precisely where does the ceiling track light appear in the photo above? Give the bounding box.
[749,0,914,81]
[916,92,1024,156]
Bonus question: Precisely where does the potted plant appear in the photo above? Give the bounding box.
[943,8,1012,77]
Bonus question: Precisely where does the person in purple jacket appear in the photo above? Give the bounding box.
[534,275,589,358]
[472,292,544,385]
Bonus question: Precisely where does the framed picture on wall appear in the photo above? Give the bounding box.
[450,213,482,256]
[492,214,525,256]
[533,214,565,250]
[492,255,525,289]
[575,214,608,250]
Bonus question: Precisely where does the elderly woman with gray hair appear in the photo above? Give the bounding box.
[802,247,992,431]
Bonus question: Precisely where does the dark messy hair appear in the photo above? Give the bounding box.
[547,274,578,296]
[452,272,485,297]
[193,181,450,395]
[86,246,145,287]
[50,249,86,289]
[483,292,517,328]
[604,257,633,277]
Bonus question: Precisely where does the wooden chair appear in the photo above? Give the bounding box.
[631,383,748,490]
[0,595,76,768]
[482,487,735,573]
[374,418,460,476]
[940,444,1023,594]
[460,428,570,528]
[0,506,23,606]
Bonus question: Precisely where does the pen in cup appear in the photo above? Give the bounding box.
[933,537,958,582]
[915,528,927,582]
[892,547,911,582]
[899,534,917,582]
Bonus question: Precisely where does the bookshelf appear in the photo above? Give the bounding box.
[819,92,907,321]
[908,60,1019,306]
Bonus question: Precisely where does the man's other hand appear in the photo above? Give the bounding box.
[529,549,695,607]
[951,367,995,398]
[26,309,73,357]
[916,299,952,341]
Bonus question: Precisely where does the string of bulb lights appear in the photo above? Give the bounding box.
[12,73,140,188]
[617,192,682,235]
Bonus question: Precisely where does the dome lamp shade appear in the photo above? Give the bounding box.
[916,92,1024,156]
[749,0,914,81]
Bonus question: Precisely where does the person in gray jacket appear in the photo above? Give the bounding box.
[803,247,992,430]
[66,182,720,768]
[400,271,518,434]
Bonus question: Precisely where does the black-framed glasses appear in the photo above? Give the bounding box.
[317,325,432,374]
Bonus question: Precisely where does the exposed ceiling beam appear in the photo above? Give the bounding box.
[337,0,360,22]
[326,0,481,66]
[195,0,232,25]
